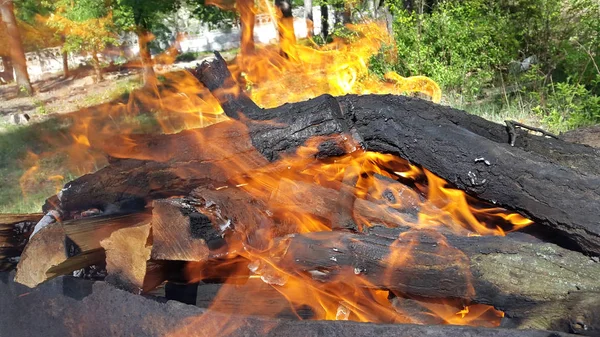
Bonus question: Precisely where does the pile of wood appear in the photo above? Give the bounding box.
[5,52,600,336]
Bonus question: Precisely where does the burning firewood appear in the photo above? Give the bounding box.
[0,272,579,337]
[192,52,600,256]
[0,213,43,271]
[274,227,600,332]
[10,51,600,336]
[15,212,151,288]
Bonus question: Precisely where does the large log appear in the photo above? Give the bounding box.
[45,121,269,215]
[276,227,600,333]
[15,212,151,288]
[193,53,600,255]
[0,214,43,271]
[46,53,600,256]
[0,271,578,337]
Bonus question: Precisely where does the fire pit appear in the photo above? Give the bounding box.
[2,52,600,337]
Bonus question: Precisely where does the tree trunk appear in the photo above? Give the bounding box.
[0,55,14,83]
[0,0,32,95]
[61,35,69,78]
[321,4,328,40]
[342,3,352,24]
[137,27,157,88]
[275,0,297,58]
[304,0,313,36]
[91,49,103,82]
[237,0,255,56]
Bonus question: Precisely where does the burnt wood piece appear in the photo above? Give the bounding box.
[100,222,154,294]
[15,212,151,288]
[45,120,270,215]
[194,53,600,256]
[277,227,600,333]
[0,214,43,271]
[0,271,579,337]
[270,179,418,229]
[151,199,215,261]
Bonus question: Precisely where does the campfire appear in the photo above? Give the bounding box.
[2,15,600,337]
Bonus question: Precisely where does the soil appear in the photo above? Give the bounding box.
[0,66,141,124]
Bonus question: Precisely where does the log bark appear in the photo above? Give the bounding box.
[191,53,600,256]
[0,214,43,271]
[276,227,600,332]
[100,222,153,294]
[15,212,151,288]
[0,271,578,337]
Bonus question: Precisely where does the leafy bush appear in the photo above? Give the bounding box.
[390,0,518,98]
[534,76,600,132]
[175,51,201,62]
[377,0,600,130]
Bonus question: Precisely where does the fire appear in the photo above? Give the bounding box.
[19,2,532,331]
[173,142,527,333]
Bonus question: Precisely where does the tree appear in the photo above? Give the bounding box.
[46,0,117,82]
[275,0,297,58]
[113,0,180,87]
[304,0,313,36]
[0,0,33,95]
[190,0,254,56]
[14,0,68,77]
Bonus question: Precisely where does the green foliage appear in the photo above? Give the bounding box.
[175,51,201,62]
[391,0,518,97]
[112,0,180,30]
[188,0,236,29]
[377,0,600,131]
[533,76,600,132]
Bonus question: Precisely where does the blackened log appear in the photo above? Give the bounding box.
[48,121,270,215]
[194,53,600,256]
[0,214,43,271]
[277,227,600,332]
[15,212,151,288]
[0,271,578,337]
[270,179,418,230]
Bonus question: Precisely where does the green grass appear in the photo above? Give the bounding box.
[445,92,547,131]
[0,120,73,213]
[80,77,141,107]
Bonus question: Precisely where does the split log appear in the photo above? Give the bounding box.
[151,199,217,261]
[276,227,600,332]
[193,53,600,256]
[100,222,155,294]
[0,214,43,271]
[0,271,579,337]
[15,212,151,288]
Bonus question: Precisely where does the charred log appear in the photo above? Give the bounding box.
[191,53,600,256]
[277,227,600,332]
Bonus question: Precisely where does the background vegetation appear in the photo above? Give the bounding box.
[369,0,600,132]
